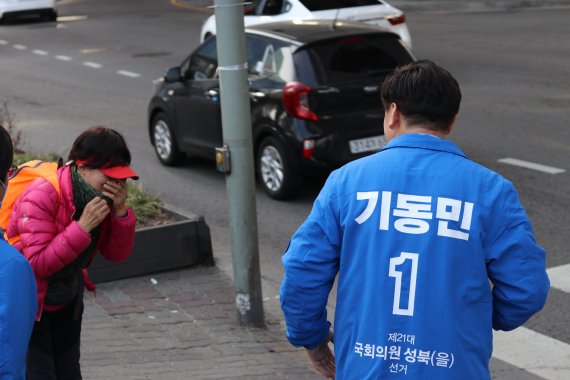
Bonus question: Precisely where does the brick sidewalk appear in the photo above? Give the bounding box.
[81,266,320,380]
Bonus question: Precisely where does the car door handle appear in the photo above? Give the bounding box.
[249,91,265,99]
[206,89,219,98]
[363,85,379,95]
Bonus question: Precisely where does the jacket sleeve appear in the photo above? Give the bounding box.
[14,180,92,278]
[280,173,340,349]
[97,207,136,263]
[0,248,37,376]
[485,181,550,331]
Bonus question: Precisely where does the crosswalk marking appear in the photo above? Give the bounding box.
[493,327,570,379]
[547,264,570,293]
[492,263,570,378]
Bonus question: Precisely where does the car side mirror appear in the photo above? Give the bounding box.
[164,67,182,83]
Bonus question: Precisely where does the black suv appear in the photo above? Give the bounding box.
[148,20,415,199]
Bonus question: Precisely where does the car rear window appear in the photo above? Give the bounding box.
[299,35,413,85]
[299,0,384,11]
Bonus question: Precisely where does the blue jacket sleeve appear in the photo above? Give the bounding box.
[0,248,37,378]
[280,174,340,349]
[485,181,550,331]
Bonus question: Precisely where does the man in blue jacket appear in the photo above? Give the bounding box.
[0,124,37,380]
[280,60,550,379]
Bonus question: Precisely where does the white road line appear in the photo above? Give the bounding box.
[55,55,72,61]
[498,157,565,174]
[0,40,8,45]
[116,70,141,78]
[493,327,570,379]
[492,263,570,378]
[33,50,49,56]
[13,44,27,50]
[83,61,102,69]
[547,264,570,293]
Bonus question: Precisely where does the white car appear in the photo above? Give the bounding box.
[200,0,412,48]
[0,0,57,24]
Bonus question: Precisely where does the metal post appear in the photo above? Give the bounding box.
[212,0,264,327]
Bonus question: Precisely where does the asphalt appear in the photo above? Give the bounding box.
[80,1,570,379]
[178,0,570,13]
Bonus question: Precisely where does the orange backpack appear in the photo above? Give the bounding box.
[0,160,61,245]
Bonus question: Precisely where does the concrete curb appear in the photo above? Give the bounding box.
[88,204,214,283]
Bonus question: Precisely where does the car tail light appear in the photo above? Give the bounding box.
[302,139,316,159]
[283,82,318,121]
[387,14,406,25]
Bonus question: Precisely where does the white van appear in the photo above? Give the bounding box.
[0,0,57,24]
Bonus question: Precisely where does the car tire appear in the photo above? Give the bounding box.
[257,136,298,200]
[151,113,183,166]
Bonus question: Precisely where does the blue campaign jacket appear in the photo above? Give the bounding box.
[280,134,550,379]
[0,236,37,380]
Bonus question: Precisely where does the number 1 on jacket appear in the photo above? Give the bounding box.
[389,252,419,316]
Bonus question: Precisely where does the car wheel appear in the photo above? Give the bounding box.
[151,113,183,166]
[257,137,298,200]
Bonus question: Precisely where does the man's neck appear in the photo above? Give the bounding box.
[399,125,448,139]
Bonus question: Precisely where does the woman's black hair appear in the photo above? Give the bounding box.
[68,126,132,168]
[0,125,14,181]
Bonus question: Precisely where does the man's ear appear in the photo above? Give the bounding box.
[443,115,457,135]
[385,102,400,130]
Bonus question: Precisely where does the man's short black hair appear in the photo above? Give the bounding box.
[381,60,461,131]
[68,126,132,168]
[0,125,14,181]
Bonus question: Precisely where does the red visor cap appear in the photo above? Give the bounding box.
[100,165,139,180]
[76,159,139,180]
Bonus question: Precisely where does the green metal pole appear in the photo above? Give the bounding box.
[212,0,264,327]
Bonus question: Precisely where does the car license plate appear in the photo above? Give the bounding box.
[349,135,386,154]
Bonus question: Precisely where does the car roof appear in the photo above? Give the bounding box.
[245,19,400,46]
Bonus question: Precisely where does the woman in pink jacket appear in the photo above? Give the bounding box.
[7,126,138,379]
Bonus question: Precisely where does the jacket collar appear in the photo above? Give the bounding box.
[383,133,466,158]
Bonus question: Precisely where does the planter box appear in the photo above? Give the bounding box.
[88,204,214,283]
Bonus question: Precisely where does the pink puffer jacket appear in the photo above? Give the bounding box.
[7,165,136,320]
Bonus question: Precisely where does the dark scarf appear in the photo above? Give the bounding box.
[71,164,112,218]
[44,165,104,307]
